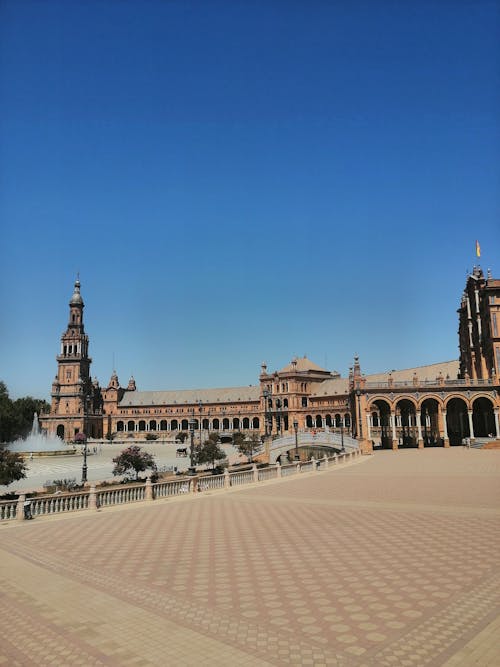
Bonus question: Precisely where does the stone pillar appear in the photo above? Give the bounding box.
[468,410,475,441]
[494,410,500,438]
[16,493,26,521]
[442,409,449,447]
[366,414,371,440]
[88,485,98,510]
[391,412,398,450]
[224,470,230,489]
[145,475,153,501]
[276,461,282,478]
[416,411,423,448]
[252,463,259,483]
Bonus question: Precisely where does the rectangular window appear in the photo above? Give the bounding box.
[493,314,498,337]
[302,397,308,407]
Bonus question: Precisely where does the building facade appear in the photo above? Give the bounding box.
[40,268,500,452]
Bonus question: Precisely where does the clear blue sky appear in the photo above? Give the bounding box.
[1,1,499,400]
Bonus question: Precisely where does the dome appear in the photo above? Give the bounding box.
[69,280,84,306]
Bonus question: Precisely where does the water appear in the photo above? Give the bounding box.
[8,413,70,453]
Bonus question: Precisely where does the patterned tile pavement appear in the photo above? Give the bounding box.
[1,449,499,666]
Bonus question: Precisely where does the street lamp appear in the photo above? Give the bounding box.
[188,418,196,475]
[263,389,269,436]
[340,420,345,452]
[293,419,299,460]
[356,389,363,439]
[81,437,88,483]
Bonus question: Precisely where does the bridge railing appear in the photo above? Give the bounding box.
[3,449,363,522]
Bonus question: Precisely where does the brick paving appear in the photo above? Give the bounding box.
[1,449,499,666]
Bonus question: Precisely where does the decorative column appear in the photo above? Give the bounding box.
[390,412,398,450]
[88,485,98,510]
[494,409,499,438]
[442,409,449,447]
[145,475,153,501]
[366,414,372,440]
[16,494,26,521]
[416,411,423,448]
[468,411,475,441]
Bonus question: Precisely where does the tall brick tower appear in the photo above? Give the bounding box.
[40,279,102,441]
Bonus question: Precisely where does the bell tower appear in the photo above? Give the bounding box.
[41,279,102,441]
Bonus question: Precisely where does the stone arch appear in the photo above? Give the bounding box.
[181,419,189,430]
[127,420,135,432]
[306,415,313,428]
[117,421,124,432]
[212,418,220,430]
[335,414,342,427]
[344,413,351,429]
[171,419,178,430]
[445,397,469,446]
[222,418,230,430]
[367,399,392,448]
[420,398,441,447]
[252,417,260,429]
[149,420,157,431]
[138,420,146,431]
[233,418,240,430]
[243,417,250,429]
[56,424,65,439]
[202,418,210,430]
[325,414,332,427]
[472,396,496,437]
[315,415,322,428]
[395,399,417,447]
[160,420,167,430]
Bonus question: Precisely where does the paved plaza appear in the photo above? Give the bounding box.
[1,448,499,666]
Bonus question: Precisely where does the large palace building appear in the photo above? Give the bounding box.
[40,267,500,453]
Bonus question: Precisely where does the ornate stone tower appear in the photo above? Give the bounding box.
[40,280,102,441]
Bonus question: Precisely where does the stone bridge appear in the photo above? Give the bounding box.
[268,430,359,463]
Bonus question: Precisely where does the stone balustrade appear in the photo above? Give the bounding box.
[0,449,362,522]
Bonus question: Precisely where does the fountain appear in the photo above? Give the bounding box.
[8,413,73,455]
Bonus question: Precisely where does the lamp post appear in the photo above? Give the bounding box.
[81,437,88,483]
[293,419,299,460]
[188,418,196,475]
[263,389,269,436]
[340,421,345,452]
[198,401,203,446]
[356,389,363,439]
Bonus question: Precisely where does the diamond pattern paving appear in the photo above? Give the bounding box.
[1,449,499,666]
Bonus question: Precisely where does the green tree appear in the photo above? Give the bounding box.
[196,432,227,471]
[112,445,157,481]
[234,432,262,463]
[0,444,27,486]
[0,382,15,443]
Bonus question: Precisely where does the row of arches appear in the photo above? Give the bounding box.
[367,395,498,448]
[115,417,261,433]
[305,414,351,429]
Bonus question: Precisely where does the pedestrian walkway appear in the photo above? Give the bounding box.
[1,449,499,666]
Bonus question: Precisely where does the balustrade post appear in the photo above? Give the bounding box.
[296,462,301,474]
[323,454,328,468]
[252,463,259,483]
[224,470,230,489]
[190,478,198,493]
[88,485,98,511]
[145,475,154,501]
[276,461,282,478]
[16,493,26,521]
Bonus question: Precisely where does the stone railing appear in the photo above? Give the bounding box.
[1,449,362,522]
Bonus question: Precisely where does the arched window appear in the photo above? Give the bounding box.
[202,418,209,429]
[335,414,342,427]
[252,417,259,429]
[139,420,146,431]
[117,421,124,432]
[306,415,313,428]
[213,418,220,430]
[243,417,250,429]
[149,420,157,431]
[56,424,65,439]
[127,420,135,432]
[160,420,167,430]
[315,415,322,427]
[171,419,178,430]
[283,399,288,408]
[344,414,351,428]
[223,418,230,430]
[325,414,332,427]
[181,419,189,430]
[233,418,240,430]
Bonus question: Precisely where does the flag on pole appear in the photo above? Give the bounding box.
[475,240,481,258]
